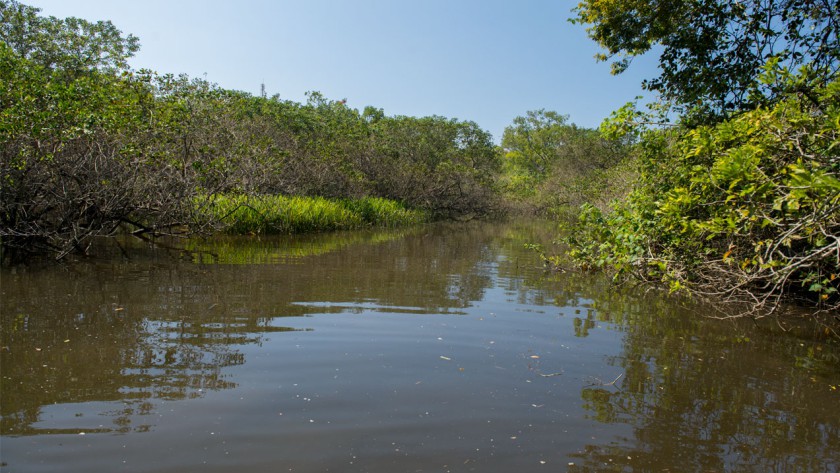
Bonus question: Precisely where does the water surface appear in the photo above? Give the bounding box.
[2,221,838,472]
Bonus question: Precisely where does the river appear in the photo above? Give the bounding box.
[1,220,838,472]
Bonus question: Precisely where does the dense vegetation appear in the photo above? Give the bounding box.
[0,1,499,259]
[499,109,633,218]
[573,0,839,125]
[566,0,840,320]
[3,1,836,323]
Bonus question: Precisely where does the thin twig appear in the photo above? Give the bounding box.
[585,373,623,388]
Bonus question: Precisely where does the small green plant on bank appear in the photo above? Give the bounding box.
[205,194,427,235]
[339,197,427,227]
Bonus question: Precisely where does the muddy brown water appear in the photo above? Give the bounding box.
[1,221,838,472]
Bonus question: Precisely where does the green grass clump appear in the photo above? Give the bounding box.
[206,194,427,235]
[341,196,427,228]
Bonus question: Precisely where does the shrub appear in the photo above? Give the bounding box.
[564,71,840,319]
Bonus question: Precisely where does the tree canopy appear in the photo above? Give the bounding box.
[0,0,139,72]
[573,0,840,121]
[500,110,631,216]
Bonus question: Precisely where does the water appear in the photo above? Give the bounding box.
[1,221,838,472]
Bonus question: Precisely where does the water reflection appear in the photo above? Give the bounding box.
[0,222,522,438]
[539,274,840,472]
[0,270,288,435]
[1,220,838,472]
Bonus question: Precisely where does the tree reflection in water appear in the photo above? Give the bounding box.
[1,222,507,436]
[1,220,838,473]
[1,258,296,435]
[532,270,840,472]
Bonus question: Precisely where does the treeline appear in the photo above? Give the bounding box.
[0,0,628,261]
[499,109,633,218]
[0,1,502,258]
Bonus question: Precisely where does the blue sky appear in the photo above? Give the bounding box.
[25,0,660,142]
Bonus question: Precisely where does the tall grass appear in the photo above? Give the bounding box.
[340,197,428,228]
[205,194,427,235]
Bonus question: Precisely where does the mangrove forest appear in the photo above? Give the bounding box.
[1,0,838,325]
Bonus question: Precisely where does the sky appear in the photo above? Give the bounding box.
[24,0,661,143]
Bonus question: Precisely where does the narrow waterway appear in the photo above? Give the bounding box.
[1,220,838,472]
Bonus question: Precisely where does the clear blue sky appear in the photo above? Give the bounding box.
[25,0,660,142]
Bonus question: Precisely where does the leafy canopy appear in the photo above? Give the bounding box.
[573,0,840,121]
[0,0,139,72]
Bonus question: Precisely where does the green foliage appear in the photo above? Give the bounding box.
[204,194,427,235]
[572,0,840,122]
[367,115,502,217]
[500,109,633,217]
[340,197,426,227]
[568,0,840,321]
[0,3,498,259]
[206,195,360,234]
[502,110,571,181]
[0,0,139,72]
[0,29,185,256]
[565,72,840,316]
